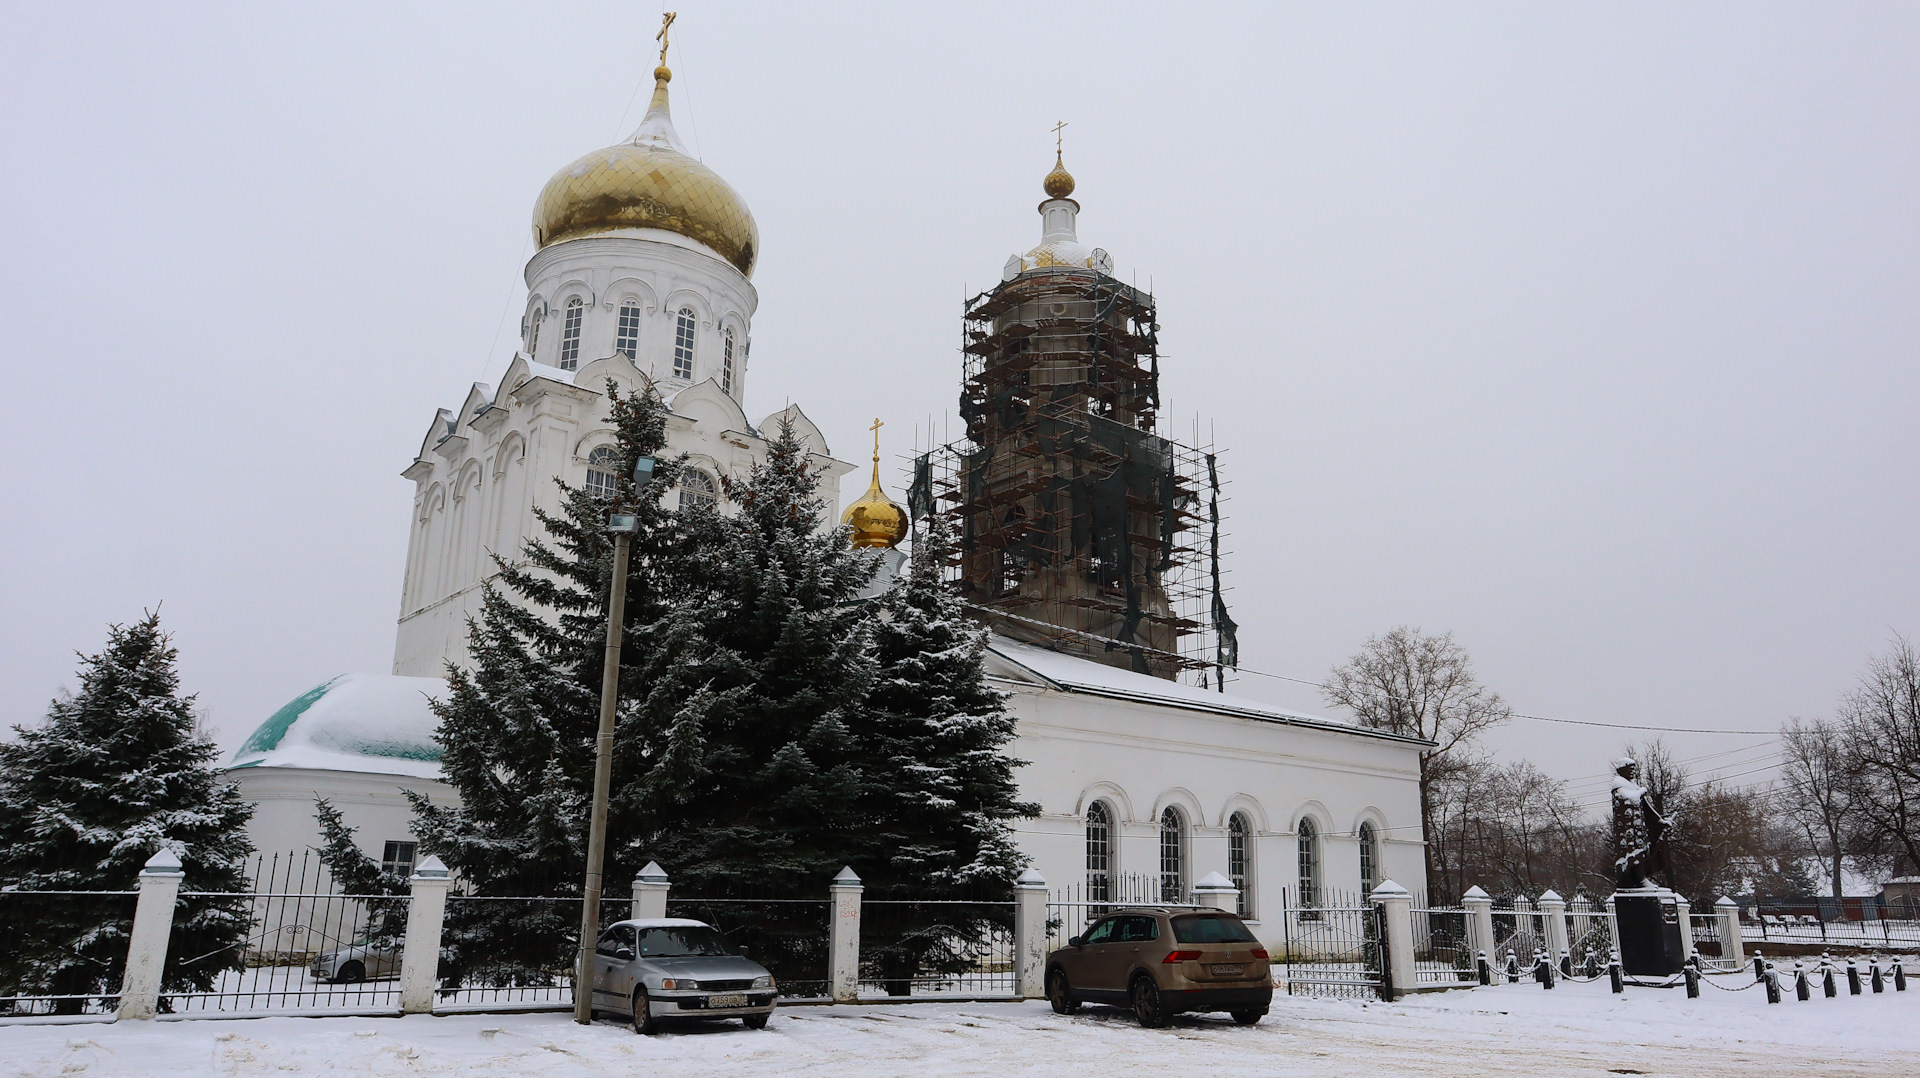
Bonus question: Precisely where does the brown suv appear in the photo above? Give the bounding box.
[1045,907,1272,1027]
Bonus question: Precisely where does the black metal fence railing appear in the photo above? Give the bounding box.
[436,894,600,1009]
[1741,898,1920,951]
[1273,886,1385,1000]
[665,895,831,1000]
[1408,899,1474,986]
[0,889,139,1016]
[858,892,1018,999]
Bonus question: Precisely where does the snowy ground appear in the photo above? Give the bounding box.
[6,976,1917,1077]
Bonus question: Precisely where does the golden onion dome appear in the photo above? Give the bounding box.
[1043,149,1076,200]
[531,67,759,277]
[842,422,907,549]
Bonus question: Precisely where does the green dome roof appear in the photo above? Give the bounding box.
[228,674,447,779]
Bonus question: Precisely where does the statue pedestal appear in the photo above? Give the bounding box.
[1613,889,1685,978]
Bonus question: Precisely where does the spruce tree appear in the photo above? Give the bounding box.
[310,799,410,948]
[0,611,252,1013]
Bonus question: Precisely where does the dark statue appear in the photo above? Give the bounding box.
[1610,757,1670,890]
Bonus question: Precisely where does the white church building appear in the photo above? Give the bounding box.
[226,52,1430,938]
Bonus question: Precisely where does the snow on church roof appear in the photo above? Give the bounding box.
[985,637,1432,746]
[227,674,448,779]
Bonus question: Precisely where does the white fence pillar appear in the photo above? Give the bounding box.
[828,867,863,1003]
[1462,886,1495,963]
[1674,896,1696,962]
[1371,879,1417,1000]
[1716,896,1745,967]
[1014,869,1048,999]
[1193,871,1239,913]
[631,861,670,920]
[399,856,451,1015]
[115,850,184,1021]
[1539,890,1570,963]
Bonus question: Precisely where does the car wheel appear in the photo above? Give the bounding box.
[743,1013,770,1030]
[336,961,366,985]
[1046,969,1080,1015]
[1130,975,1169,1028]
[631,988,657,1035]
[1231,1009,1263,1026]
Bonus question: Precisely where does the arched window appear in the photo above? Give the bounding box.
[722,327,736,395]
[584,446,620,499]
[1358,822,1379,896]
[672,307,697,379]
[1228,812,1252,917]
[615,301,642,358]
[558,297,585,370]
[678,469,717,511]
[1159,806,1187,903]
[1086,801,1113,903]
[1297,817,1320,917]
[525,308,542,358]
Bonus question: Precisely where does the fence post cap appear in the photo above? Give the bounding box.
[1462,885,1490,900]
[1715,894,1739,909]
[411,855,450,879]
[831,866,863,887]
[1015,868,1048,888]
[1539,889,1564,904]
[1193,871,1236,892]
[1370,878,1410,898]
[637,860,669,884]
[140,848,185,877]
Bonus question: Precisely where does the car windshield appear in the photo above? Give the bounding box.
[636,925,733,958]
[1171,914,1258,944]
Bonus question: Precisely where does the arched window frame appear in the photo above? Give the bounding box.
[672,307,697,380]
[1358,821,1379,897]
[525,307,543,359]
[678,469,718,511]
[558,296,585,370]
[1297,817,1320,919]
[1159,806,1188,903]
[1228,812,1253,918]
[584,446,619,499]
[615,300,642,359]
[1085,801,1114,904]
[722,327,736,395]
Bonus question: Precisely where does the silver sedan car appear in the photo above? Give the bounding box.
[590,918,777,1034]
[311,940,400,983]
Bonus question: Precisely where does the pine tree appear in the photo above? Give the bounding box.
[0,611,252,1014]
[310,798,410,947]
[856,517,1037,992]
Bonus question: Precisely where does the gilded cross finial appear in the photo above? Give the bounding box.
[656,11,678,67]
[1051,120,1068,164]
[869,417,884,463]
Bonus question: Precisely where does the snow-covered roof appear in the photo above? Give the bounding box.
[227,674,448,779]
[985,637,1431,747]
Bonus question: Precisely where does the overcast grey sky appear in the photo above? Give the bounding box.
[2,2,1914,813]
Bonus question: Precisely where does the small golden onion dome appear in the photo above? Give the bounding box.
[842,423,907,549]
[1043,150,1076,200]
[531,68,760,277]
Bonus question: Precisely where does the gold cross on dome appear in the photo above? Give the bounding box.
[1051,120,1068,153]
[869,418,884,462]
[656,11,678,66]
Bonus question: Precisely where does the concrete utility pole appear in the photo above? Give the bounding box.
[574,457,651,1025]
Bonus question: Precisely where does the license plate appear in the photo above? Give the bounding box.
[707,993,749,1008]
[1210,964,1245,976]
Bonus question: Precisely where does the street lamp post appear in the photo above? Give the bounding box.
[574,455,653,1025]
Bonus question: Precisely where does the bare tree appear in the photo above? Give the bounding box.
[1778,717,1852,903]
[1839,635,1920,879]
[1323,627,1512,889]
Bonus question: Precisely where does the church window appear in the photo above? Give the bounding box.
[526,309,541,358]
[1297,817,1320,918]
[1228,812,1252,917]
[679,469,718,511]
[559,296,584,370]
[381,841,417,878]
[673,307,697,379]
[1085,801,1113,904]
[615,301,642,358]
[722,327,736,395]
[1358,822,1379,896]
[585,446,620,499]
[1159,806,1187,903]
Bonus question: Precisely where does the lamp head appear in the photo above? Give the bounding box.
[632,456,656,488]
[606,509,640,534]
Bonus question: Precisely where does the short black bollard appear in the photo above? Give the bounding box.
[1506,953,1520,984]
[1560,948,1572,978]
[1795,962,1810,1001]
[1535,952,1555,990]
[1871,959,1884,994]
[1847,958,1861,996]
[1753,952,1766,983]
[1585,951,1600,979]
[1822,958,1837,998]
[1764,966,1782,1004]
[1683,964,1699,998]
[1609,954,1624,994]
[1478,950,1492,986]
[1894,959,1906,992]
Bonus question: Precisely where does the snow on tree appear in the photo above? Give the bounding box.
[310,798,410,948]
[0,611,252,1013]
[856,516,1037,993]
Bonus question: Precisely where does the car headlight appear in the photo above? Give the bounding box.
[752,976,774,989]
[660,978,695,990]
